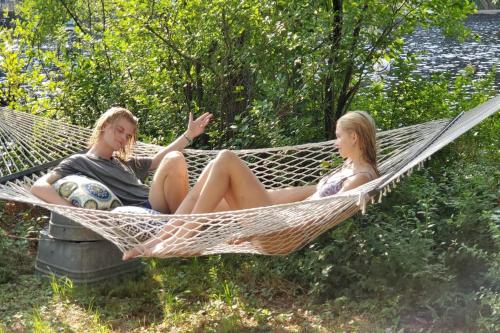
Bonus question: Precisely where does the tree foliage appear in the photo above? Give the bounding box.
[1,0,477,146]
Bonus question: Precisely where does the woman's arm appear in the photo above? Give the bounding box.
[149,112,212,170]
[267,185,317,205]
[30,172,73,206]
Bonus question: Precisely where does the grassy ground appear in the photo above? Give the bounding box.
[0,242,389,331]
[0,201,489,332]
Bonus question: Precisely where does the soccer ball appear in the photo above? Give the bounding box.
[53,175,122,210]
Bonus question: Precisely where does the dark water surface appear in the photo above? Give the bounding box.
[403,13,500,91]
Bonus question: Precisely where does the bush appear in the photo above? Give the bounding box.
[254,152,498,329]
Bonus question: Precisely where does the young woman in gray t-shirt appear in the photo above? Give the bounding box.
[31,107,212,214]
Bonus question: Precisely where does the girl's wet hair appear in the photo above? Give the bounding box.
[337,110,380,176]
[88,107,138,161]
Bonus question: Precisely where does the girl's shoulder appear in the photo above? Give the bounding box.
[344,172,371,186]
[341,167,377,191]
[354,164,378,180]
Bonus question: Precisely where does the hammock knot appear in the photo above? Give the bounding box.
[357,191,370,215]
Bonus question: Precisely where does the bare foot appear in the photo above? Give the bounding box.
[123,218,203,259]
[122,225,178,260]
[148,236,202,257]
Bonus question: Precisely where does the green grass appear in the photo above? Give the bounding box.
[0,254,385,332]
[0,238,475,333]
[0,233,398,332]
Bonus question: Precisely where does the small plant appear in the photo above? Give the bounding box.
[221,280,239,306]
[30,308,52,333]
[215,314,242,333]
[87,306,112,333]
[49,274,74,301]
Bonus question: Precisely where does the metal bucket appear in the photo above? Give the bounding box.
[35,212,143,283]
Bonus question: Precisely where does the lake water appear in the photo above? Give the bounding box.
[402,13,500,91]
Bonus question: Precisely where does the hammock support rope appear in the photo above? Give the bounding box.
[0,96,498,257]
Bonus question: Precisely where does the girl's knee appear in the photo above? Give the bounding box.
[162,151,186,167]
[156,152,187,178]
[216,149,237,162]
[166,150,185,161]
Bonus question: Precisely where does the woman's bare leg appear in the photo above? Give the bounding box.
[122,218,196,260]
[177,158,316,214]
[157,150,272,248]
[175,161,230,214]
[124,151,312,259]
[124,160,222,260]
[191,150,272,213]
[228,185,316,248]
[125,151,272,258]
[148,151,189,213]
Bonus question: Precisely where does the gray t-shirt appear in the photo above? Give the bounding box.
[52,153,153,206]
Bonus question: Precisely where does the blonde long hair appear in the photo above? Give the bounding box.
[87,107,138,161]
[337,110,380,176]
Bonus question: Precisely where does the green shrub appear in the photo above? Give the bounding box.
[253,153,498,329]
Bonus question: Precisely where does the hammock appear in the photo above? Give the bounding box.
[0,96,498,257]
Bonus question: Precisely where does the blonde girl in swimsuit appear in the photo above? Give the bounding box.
[124,111,379,259]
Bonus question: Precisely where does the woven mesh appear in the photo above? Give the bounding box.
[0,96,498,257]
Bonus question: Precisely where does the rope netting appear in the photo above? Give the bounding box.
[0,95,498,257]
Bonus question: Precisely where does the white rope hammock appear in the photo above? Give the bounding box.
[0,96,498,257]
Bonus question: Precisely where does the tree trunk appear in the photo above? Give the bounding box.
[323,0,343,140]
[195,62,203,107]
[183,62,193,113]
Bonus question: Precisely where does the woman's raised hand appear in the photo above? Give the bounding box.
[186,112,213,139]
